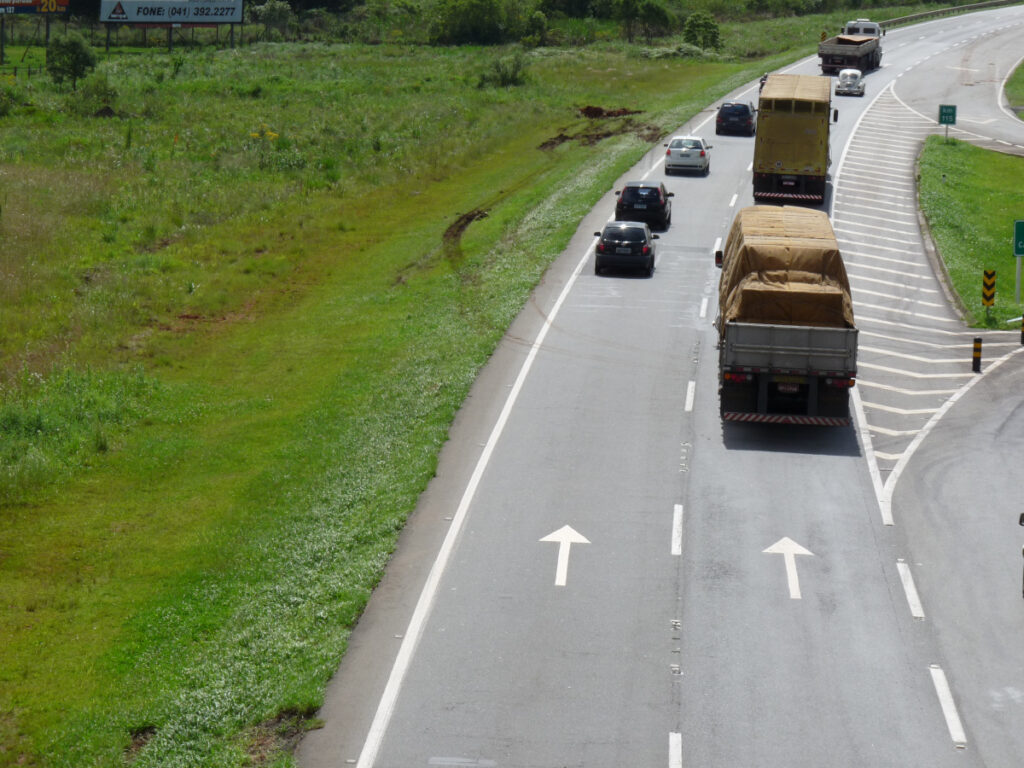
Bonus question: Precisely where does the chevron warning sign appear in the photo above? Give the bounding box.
[982,270,996,307]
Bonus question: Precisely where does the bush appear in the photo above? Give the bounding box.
[249,0,297,40]
[46,32,97,90]
[68,72,118,116]
[521,10,548,47]
[683,10,722,50]
[430,0,526,43]
[478,50,529,86]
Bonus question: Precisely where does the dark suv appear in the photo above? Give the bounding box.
[716,101,757,136]
[594,222,658,277]
[614,181,673,229]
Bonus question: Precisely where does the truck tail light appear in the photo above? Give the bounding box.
[825,377,855,388]
[723,372,753,383]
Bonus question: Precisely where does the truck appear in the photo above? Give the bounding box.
[819,18,883,75]
[714,206,858,426]
[752,74,836,205]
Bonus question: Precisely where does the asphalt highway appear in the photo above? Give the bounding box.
[298,7,1024,767]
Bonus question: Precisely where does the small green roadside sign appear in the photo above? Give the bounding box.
[1015,220,1024,258]
[938,105,957,125]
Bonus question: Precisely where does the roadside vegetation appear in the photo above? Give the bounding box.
[0,1,1008,765]
[1006,57,1024,118]
[918,136,1024,327]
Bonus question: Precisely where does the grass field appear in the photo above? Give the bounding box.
[1006,55,1024,117]
[918,136,1024,327]
[0,4,1012,765]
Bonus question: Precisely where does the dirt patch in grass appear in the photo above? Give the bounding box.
[539,118,662,149]
[124,725,156,763]
[578,105,642,118]
[244,709,320,765]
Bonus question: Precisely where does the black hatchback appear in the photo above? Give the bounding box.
[614,181,673,229]
[594,222,658,277]
[716,101,757,136]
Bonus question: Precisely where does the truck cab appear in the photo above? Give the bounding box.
[843,18,882,36]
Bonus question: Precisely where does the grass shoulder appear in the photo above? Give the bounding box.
[918,136,1024,327]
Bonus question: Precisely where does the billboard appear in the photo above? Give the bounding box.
[99,0,242,23]
[0,0,69,14]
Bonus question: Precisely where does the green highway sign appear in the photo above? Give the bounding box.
[938,105,957,125]
[1016,220,1024,258]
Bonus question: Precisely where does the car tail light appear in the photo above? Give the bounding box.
[596,242,606,253]
[666,149,672,156]
[700,150,706,157]
[642,245,651,256]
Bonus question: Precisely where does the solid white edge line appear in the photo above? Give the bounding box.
[880,346,1024,524]
[355,238,596,768]
[896,560,925,618]
[669,732,682,768]
[929,665,967,745]
[672,504,683,556]
[684,380,696,412]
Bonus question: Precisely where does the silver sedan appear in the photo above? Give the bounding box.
[664,135,712,175]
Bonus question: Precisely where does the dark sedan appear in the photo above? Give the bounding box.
[614,181,673,229]
[594,222,658,277]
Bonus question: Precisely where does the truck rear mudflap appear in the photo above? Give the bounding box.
[752,173,827,205]
[722,412,852,427]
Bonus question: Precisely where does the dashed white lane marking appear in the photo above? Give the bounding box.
[875,451,903,461]
[699,297,708,319]
[671,504,683,556]
[930,665,967,746]
[897,560,925,619]
[685,380,696,412]
[669,732,682,768]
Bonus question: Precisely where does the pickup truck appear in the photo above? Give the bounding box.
[715,206,858,426]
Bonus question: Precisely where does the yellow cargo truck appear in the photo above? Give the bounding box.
[714,206,857,426]
[752,74,836,205]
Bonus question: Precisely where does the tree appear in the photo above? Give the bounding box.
[638,0,672,43]
[616,0,640,42]
[250,0,297,39]
[683,10,721,50]
[46,33,96,90]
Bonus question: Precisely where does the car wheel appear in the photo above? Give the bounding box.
[646,259,654,277]
[704,162,710,176]
[595,259,603,275]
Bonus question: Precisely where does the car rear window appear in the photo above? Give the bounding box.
[605,227,645,242]
[721,104,749,116]
[621,186,659,202]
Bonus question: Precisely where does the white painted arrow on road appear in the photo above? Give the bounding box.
[763,537,814,599]
[540,525,590,586]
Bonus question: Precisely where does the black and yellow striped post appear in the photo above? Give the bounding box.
[982,270,996,319]
[972,337,982,373]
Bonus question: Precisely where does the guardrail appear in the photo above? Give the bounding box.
[881,0,1024,30]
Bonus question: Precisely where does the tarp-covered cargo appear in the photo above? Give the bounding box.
[718,206,854,330]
